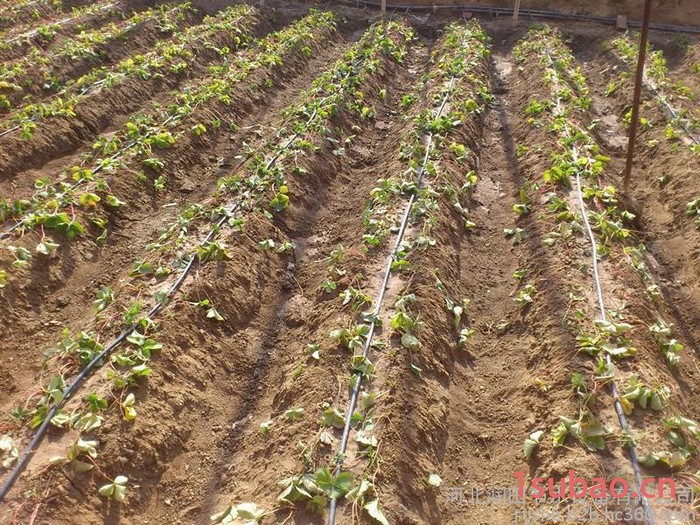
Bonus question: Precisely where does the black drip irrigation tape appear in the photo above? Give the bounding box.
[339,0,700,34]
[643,78,700,146]
[0,118,173,240]
[325,63,456,524]
[0,11,251,141]
[542,43,655,525]
[0,52,365,504]
[3,2,118,45]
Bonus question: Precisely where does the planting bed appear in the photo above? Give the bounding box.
[1,1,700,524]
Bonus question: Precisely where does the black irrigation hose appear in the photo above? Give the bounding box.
[0,195,233,503]
[339,0,700,34]
[0,115,176,240]
[3,2,118,45]
[326,73,455,525]
[0,10,252,140]
[0,50,365,504]
[543,44,655,524]
[641,75,700,146]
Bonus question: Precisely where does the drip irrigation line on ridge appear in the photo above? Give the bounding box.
[0,12,250,140]
[4,3,184,66]
[326,64,456,524]
[4,2,118,45]
[0,112,178,240]
[572,151,656,525]
[543,45,655,525]
[0,0,53,25]
[0,116,305,503]
[639,72,700,146]
[0,51,367,503]
[608,39,700,146]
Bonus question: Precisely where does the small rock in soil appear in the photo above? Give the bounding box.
[56,295,70,307]
[180,181,197,193]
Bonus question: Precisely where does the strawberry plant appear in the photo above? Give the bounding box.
[619,375,669,414]
[98,475,128,502]
[0,9,339,287]
[0,3,195,111]
[650,320,683,365]
[608,33,700,149]
[552,414,611,451]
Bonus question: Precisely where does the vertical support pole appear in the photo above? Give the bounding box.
[623,0,653,193]
[381,0,386,18]
[512,0,521,27]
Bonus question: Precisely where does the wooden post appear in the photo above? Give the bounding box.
[381,0,386,19]
[512,0,522,27]
[623,0,652,193]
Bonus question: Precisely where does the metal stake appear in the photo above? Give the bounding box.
[623,0,652,193]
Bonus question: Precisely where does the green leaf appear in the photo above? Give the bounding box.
[504,227,527,244]
[105,195,126,207]
[36,239,60,255]
[426,473,443,487]
[523,430,544,459]
[356,430,378,448]
[122,393,137,421]
[315,468,354,500]
[364,499,390,525]
[277,479,312,504]
[98,476,127,502]
[284,408,304,420]
[74,413,103,433]
[552,422,569,447]
[235,502,265,521]
[0,435,19,469]
[321,408,345,429]
[210,505,235,524]
[206,307,224,321]
[400,332,421,351]
[259,420,273,435]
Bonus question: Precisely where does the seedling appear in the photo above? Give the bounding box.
[0,435,19,469]
[514,284,536,305]
[504,227,527,244]
[321,406,345,429]
[210,502,266,524]
[330,324,370,351]
[426,473,443,487]
[189,298,224,321]
[341,286,372,311]
[257,239,275,251]
[98,475,128,502]
[523,430,544,460]
[650,320,683,365]
[552,414,611,451]
[619,375,668,415]
[321,280,337,293]
[284,408,304,420]
[303,343,319,362]
[93,287,114,313]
